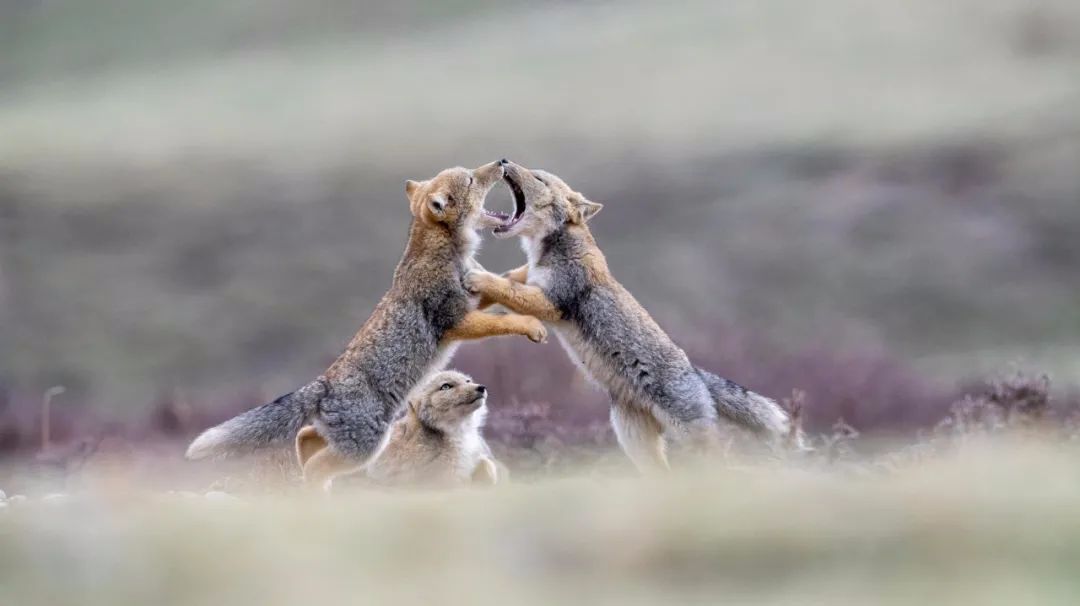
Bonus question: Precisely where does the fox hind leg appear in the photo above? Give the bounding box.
[301,446,363,493]
[610,403,670,473]
[678,417,726,460]
[295,425,328,469]
[648,376,726,464]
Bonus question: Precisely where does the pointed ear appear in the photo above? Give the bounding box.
[405,180,421,198]
[571,198,603,224]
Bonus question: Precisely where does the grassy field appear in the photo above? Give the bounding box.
[3,440,1080,606]
[4,5,1080,599]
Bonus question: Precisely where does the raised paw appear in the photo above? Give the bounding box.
[471,457,499,486]
[501,264,531,284]
[523,317,548,344]
[463,269,499,296]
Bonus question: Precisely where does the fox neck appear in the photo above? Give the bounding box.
[445,406,486,453]
[460,223,482,258]
[520,233,545,268]
[413,406,484,443]
[399,217,479,272]
[523,223,600,269]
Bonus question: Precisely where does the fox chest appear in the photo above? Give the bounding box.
[547,290,672,406]
[526,265,554,290]
[449,432,487,480]
[423,285,472,339]
[551,321,636,399]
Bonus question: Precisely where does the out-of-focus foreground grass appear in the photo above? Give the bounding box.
[2,441,1079,606]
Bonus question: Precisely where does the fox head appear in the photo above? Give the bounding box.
[407,370,488,433]
[404,161,508,232]
[491,160,603,241]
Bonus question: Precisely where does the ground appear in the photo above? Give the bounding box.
[2,440,1079,606]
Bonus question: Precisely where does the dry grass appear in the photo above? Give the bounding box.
[3,440,1080,606]
[3,374,1080,605]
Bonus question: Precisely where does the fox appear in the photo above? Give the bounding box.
[466,160,801,471]
[295,370,501,489]
[185,161,546,486]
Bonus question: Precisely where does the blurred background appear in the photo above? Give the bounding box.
[2,0,1079,461]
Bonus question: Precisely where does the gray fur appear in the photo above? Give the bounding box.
[186,227,475,462]
[696,367,788,435]
[185,378,328,459]
[186,162,514,468]
[532,226,792,451]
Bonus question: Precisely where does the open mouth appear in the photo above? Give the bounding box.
[482,209,511,223]
[492,174,527,234]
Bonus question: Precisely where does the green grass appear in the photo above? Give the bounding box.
[3,441,1080,605]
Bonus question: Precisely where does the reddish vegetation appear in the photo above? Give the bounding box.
[1,327,1076,482]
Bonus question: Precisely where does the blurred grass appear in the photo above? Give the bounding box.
[3,441,1080,605]
[4,0,1080,162]
[1,0,1079,408]
[0,0,526,87]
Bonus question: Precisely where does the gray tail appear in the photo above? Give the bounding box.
[696,367,792,438]
[185,378,327,460]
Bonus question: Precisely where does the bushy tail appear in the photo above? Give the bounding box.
[185,378,327,460]
[696,367,793,440]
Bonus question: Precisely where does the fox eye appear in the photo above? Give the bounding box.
[533,174,547,185]
[440,383,453,390]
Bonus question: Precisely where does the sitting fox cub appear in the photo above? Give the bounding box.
[186,162,544,487]
[296,370,500,489]
[468,160,802,471]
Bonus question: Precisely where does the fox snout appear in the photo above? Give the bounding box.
[499,160,533,193]
[466,384,488,405]
[473,160,505,188]
[500,159,526,175]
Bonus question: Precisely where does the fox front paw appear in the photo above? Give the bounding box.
[463,269,500,296]
[471,457,499,486]
[523,317,548,344]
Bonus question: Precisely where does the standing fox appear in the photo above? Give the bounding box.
[296,370,501,489]
[467,160,799,471]
[186,161,546,486]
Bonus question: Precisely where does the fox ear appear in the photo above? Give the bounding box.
[427,195,447,218]
[405,180,421,198]
[571,198,603,224]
